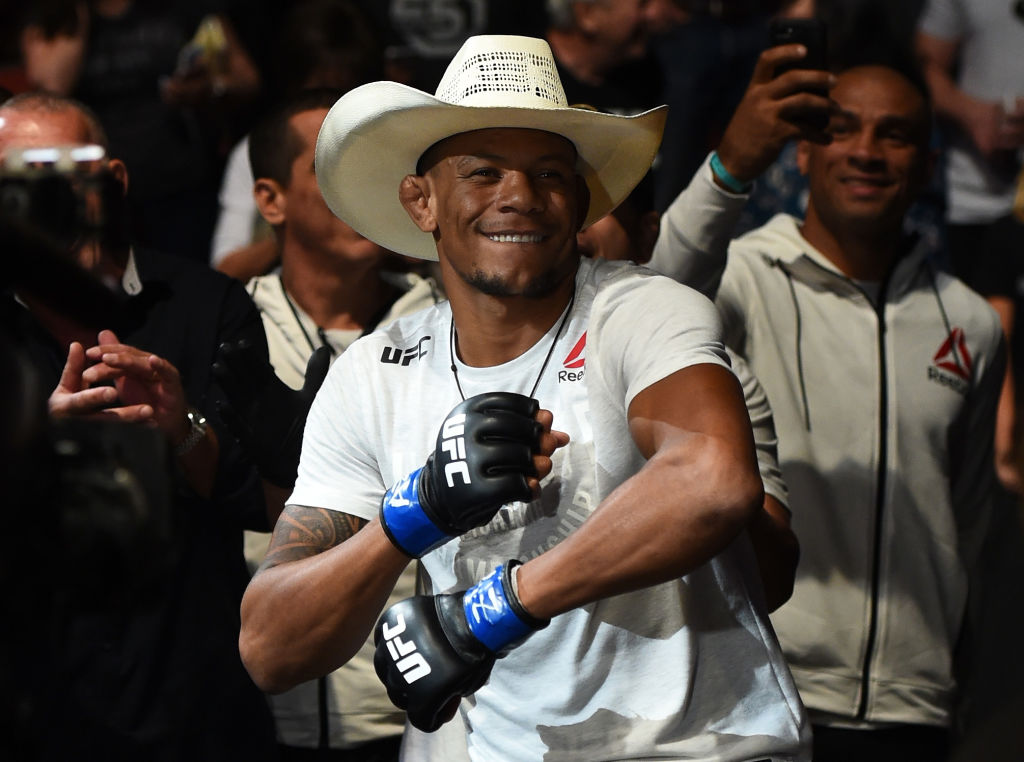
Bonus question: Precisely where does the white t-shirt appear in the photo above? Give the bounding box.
[291,257,810,761]
[918,0,1024,222]
[210,135,259,265]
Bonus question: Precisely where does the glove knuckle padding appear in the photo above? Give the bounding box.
[425,392,541,533]
[374,595,494,733]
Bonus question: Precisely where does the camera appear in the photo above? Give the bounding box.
[0,144,123,253]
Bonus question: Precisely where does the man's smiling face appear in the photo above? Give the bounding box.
[417,127,587,299]
[798,66,931,236]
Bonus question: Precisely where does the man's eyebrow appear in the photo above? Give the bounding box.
[876,115,918,130]
[455,151,576,167]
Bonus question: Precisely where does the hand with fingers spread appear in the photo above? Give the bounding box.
[714,44,836,188]
[380,392,570,558]
[80,329,190,444]
[49,340,121,419]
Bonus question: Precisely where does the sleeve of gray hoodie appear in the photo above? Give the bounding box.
[951,328,1005,575]
[949,325,1005,659]
[727,347,788,509]
[649,152,751,300]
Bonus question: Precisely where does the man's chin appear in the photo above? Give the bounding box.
[462,266,571,299]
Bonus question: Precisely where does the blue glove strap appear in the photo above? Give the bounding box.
[380,467,450,557]
[462,564,533,653]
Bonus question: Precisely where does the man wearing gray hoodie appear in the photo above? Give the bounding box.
[651,46,1004,761]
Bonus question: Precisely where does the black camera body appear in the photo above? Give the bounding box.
[0,144,124,254]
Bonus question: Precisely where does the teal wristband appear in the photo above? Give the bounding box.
[710,151,752,194]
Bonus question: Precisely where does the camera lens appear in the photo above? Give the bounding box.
[0,181,31,219]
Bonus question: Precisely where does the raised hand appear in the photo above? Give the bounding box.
[81,329,188,442]
[715,43,836,186]
[48,340,121,419]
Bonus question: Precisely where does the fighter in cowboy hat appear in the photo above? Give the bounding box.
[240,34,810,761]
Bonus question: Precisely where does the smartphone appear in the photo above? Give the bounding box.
[768,18,827,76]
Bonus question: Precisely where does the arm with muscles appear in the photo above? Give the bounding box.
[239,394,567,693]
[517,363,762,614]
[650,44,834,295]
[374,364,764,732]
[50,329,219,497]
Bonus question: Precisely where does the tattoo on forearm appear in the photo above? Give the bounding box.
[258,505,367,572]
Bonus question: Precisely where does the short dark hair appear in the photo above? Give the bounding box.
[248,89,345,187]
[0,91,108,147]
[815,0,931,109]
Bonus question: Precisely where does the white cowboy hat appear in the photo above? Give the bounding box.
[315,34,667,261]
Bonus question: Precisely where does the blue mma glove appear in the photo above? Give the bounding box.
[373,561,549,732]
[379,392,541,557]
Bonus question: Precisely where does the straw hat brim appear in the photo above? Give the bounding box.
[315,80,667,261]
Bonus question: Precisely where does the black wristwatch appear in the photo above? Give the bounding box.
[174,407,208,457]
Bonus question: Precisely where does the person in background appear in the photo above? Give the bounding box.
[19,0,261,262]
[916,0,1024,495]
[225,87,441,761]
[544,0,663,115]
[210,0,385,278]
[652,46,1004,760]
[0,91,276,761]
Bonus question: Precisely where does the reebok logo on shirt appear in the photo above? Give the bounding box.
[927,327,971,395]
[558,332,586,382]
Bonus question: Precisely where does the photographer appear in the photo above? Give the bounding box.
[0,92,276,760]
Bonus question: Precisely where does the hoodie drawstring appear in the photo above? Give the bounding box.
[781,265,812,431]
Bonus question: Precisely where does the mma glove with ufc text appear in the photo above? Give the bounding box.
[379,392,542,557]
[373,560,549,732]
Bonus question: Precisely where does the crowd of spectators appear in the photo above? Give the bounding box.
[1,0,1022,760]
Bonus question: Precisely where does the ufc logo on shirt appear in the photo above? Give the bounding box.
[381,614,432,684]
[441,413,470,487]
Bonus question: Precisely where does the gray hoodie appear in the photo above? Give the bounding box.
[652,156,1005,728]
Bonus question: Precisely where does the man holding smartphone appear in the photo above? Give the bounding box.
[651,43,1004,761]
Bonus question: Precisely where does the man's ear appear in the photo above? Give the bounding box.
[399,174,438,233]
[253,178,286,226]
[574,175,591,232]
[107,158,129,195]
